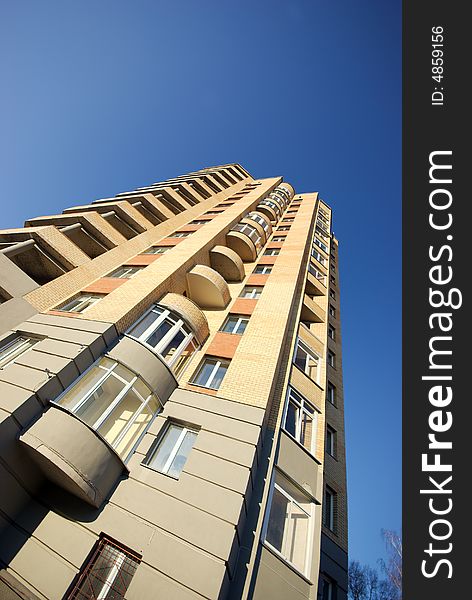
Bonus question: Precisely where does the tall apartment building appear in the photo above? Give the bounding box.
[0,164,347,600]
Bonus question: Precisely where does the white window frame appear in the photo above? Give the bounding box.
[232,222,262,252]
[142,246,168,254]
[271,236,285,242]
[239,286,263,299]
[264,248,280,256]
[283,387,318,454]
[324,487,336,531]
[247,212,271,234]
[311,248,326,266]
[293,338,321,384]
[52,358,160,462]
[220,314,249,335]
[253,265,272,275]
[0,335,40,369]
[108,266,143,279]
[191,357,229,390]
[171,231,192,238]
[145,422,198,477]
[328,351,335,368]
[57,294,102,313]
[263,470,314,578]
[326,426,336,457]
[127,305,197,374]
[314,237,329,253]
[327,382,336,405]
[308,264,326,286]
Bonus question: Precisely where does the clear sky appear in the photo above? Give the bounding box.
[0,0,401,569]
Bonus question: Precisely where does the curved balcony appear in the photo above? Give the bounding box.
[210,245,245,282]
[20,405,127,508]
[277,182,295,200]
[226,221,262,262]
[186,264,231,309]
[244,211,272,241]
[158,293,210,344]
[257,200,280,223]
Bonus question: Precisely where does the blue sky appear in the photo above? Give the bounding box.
[1,0,401,568]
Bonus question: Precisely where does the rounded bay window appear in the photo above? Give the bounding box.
[245,211,272,240]
[230,222,263,253]
[127,304,199,377]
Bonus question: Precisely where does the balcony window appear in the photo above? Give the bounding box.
[308,264,326,285]
[314,237,329,253]
[247,212,271,234]
[57,294,103,314]
[144,421,198,478]
[311,248,326,265]
[68,536,140,600]
[220,314,249,335]
[239,286,263,299]
[0,335,40,369]
[259,199,282,217]
[142,246,168,255]
[264,248,280,256]
[329,304,336,317]
[108,266,144,279]
[53,358,160,462]
[128,304,198,377]
[293,338,320,382]
[191,357,229,390]
[283,388,318,454]
[190,219,210,225]
[253,265,272,274]
[232,222,262,252]
[264,471,313,575]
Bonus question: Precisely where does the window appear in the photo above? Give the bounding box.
[283,388,318,454]
[0,335,40,369]
[54,358,160,461]
[171,231,192,238]
[329,289,336,299]
[220,314,249,335]
[271,236,285,242]
[191,357,229,390]
[67,536,140,600]
[190,219,209,225]
[311,249,326,265]
[253,265,272,275]
[247,211,271,233]
[277,226,290,231]
[326,426,336,457]
[232,222,262,252]
[264,248,280,256]
[57,294,103,314]
[108,266,144,279]
[239,286,263,299]
[328,351,336,368]
[330,275,336,283]
[323,487,336,531]
[142,246,168,255]
[314,237,329,253]
[327,382,336,405]
[204,210,223,215]
[264,471,313,575]
[282,217,294,223]
[308,264,326,285]
[319,577,336,600]
[144,421,198,478]
[128,304,198,377]
[328,325,335,340]
[293,338,320,382]
[329,305,336,317]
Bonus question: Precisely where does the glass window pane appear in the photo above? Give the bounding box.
[236,319,248,334]
[285,401,297,439]
[210,363,228,389]
[113,396,158,459]
[300,412,314,451]
[145,319,173,348]
[57,364,110,412]
[287,502,310,572]
[266,487,290,553]
[172,339,197,378]
[193,359,217,386]
[167,430,197,478]
[128,310,160,339]
[160,329,186,363]
[75,373,126,427]
[221,316,239,333]
[147,424,183,472]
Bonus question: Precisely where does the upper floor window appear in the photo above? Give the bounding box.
[240,286,263,299]
[327,382,336,405]
[142,246,168,255]
[108,266,144,279]
[329,305,336,318]
[54,358,160,462]
[328,325,336,340]
[328,351,336,368]
[319,577,336,600]
[264,471,313,576]
[323,486,337,531]
[57,294,103,314]
[293,338,320,382]
[264,248,280,256]
[314,237,329,253]
[277,226,290,231]
[144,421,198,479]
[220,314,249,335]
[326,426,336,457]
[271,236,285,242]
[171,231,192,238]
[191,357,230,390]
[253,265,272,275]
[127,304,198,377]
[247,212,271,233]
[311,249,326,265]
[232,222,262,252]
[0,335,40,369]
[68,536,140,600]
[329,289,336,299]
[283,388,318,454]
[190,219,210,225]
